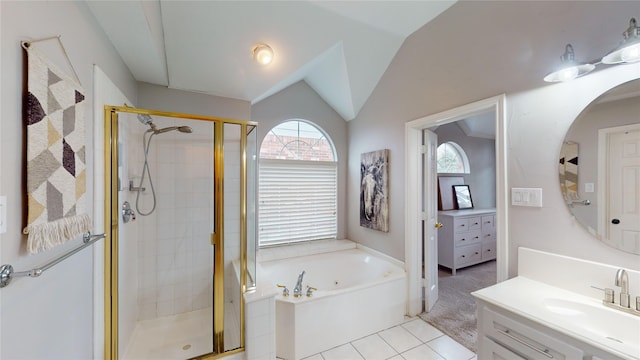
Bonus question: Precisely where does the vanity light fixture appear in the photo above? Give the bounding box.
[252,43,274,66]
[545,17,640,82]
[602,17,640,64]
[543,44,595,83]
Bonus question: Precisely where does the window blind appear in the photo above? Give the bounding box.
[259,159,337,246]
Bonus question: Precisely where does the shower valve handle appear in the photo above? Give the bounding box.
[122,201,136,223]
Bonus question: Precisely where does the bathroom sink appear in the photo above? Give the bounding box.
[473,277,640,359]
[542,298,640,353]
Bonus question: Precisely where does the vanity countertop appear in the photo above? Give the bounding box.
[472,276,640,360]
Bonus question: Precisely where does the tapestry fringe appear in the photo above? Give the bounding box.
[23,214,92,254]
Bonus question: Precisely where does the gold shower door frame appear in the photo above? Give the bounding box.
[103,105,256,360]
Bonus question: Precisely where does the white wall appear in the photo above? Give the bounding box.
[252,81,348,240]
[347,0,640,266]
[0,2,136,359]
[137,82,251,121]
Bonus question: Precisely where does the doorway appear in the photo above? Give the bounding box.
[404,94,508,316]
[420,115,498,350]
[102,106,257,360]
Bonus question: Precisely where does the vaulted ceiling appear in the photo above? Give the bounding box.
[86,1,456,121]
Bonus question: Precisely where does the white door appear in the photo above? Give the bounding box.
[607,126,640,253]
[423,129,439,311]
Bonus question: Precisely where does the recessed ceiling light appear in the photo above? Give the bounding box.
[252,43,274,66]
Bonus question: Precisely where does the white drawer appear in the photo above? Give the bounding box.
[453,218,470,233]
[482,228,496,241]
[482,241,496,260]
[482,215,495,231]
[455,244,481,266]
[468,216,482,231]
[482,307,584,360]
[481,336,526,360]
[454,230,482,247]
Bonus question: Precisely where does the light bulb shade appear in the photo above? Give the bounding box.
[602,40,640,64]
[544,63,596,82]
[544,44,595,82]
[602,18,640,64]
[252,43,274,65]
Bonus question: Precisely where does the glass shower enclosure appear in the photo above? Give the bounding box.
[103,106,257,359]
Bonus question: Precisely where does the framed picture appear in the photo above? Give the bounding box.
[360,149,389,232]
[453,185,473,209]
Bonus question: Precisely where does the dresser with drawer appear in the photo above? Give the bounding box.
[437,208,496,275]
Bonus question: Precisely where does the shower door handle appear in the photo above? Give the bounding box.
[211,233,218,247]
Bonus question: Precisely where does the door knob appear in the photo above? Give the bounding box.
[435,223,443,228]
[611,218,621,224]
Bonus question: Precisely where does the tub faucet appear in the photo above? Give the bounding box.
[615,268,630,308]
[293,270,306,298]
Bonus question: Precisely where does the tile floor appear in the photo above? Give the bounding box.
[296,317,476,360]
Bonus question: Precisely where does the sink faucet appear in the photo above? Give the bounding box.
[615,268,630,308]
[293,270,305,298]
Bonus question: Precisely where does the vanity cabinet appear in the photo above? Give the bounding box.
[437,208,496,275]
[476,300,629,360]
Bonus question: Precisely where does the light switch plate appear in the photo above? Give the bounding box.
[512,188,543,207]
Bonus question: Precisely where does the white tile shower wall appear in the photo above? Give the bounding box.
[136,119,215,320]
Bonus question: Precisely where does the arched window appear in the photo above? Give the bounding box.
[437,141,470,174]
[259,120,337,246]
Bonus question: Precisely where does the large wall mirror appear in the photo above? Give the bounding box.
[559,78,640,255]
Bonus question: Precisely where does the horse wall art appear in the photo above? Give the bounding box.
[360,149,389,232]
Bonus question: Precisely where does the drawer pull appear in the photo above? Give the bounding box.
[497,329,554,358]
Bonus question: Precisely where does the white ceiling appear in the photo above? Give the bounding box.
[86,0,456,121]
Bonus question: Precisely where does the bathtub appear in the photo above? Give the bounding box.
[260,245,406,360]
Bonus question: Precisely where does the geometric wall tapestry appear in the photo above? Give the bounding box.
[559,141,579,202]
[23,46,91,254]
[360,149,389,232]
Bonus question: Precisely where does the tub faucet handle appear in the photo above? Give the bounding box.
[306,286,317,297]
[276,284,289,297]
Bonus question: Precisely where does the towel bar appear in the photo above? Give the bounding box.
[0,232,106,288]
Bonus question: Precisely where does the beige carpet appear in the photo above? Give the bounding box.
[420,260,497,353]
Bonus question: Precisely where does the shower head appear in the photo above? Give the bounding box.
[137,113,154,125]
[152,126,193,135]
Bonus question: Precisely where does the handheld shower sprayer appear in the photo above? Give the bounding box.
[133,112,193,216]
[151,126,193,134]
